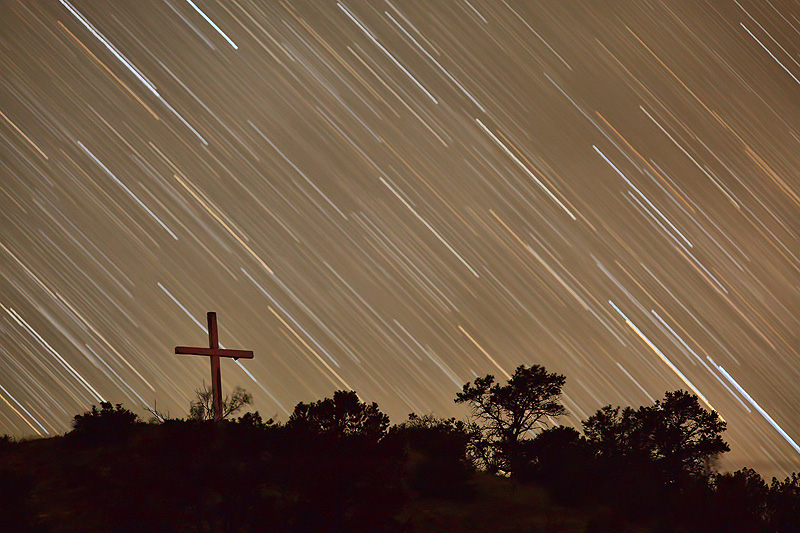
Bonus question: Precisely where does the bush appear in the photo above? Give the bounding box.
[70,402,138,444]
[389,413,476,499]
[515,426,597,504]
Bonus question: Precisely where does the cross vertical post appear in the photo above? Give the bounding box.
[207,312,223,421]
[175,311,254,422]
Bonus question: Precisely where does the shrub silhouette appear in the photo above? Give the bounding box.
[709,467,768,532]
[189,383,253,421]
[767,472,800,533]
[516,425,597,503]
[287,389,390,441]
[282,391,403,532]
[236,410,274,428]
[389,413,476,499]
[70,401,138,444]
[455,364,567,476]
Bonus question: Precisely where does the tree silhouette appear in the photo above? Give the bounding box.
[188,383,252,421]
[767,472,800,533]
[455,364,567,475]
[647,390,729,480]
[582,390,729,526]
[710,467,768,532]
[287,389,389,441]
[584,390,728,483]
[582,405,640,457]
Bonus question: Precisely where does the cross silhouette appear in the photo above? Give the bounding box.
[175,312,253,421]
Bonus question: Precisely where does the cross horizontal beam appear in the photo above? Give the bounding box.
[175,346,254,359]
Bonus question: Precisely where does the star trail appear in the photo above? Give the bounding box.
[1,1,799,478]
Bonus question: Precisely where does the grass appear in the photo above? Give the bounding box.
[401,472,592,533]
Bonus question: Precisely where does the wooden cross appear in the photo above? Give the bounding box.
[175,312,253,421]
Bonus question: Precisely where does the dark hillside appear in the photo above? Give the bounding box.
[2,367,799,532]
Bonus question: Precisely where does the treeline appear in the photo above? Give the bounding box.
[0,364,798,532]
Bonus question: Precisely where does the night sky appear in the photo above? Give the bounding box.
[2,0,799,478]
